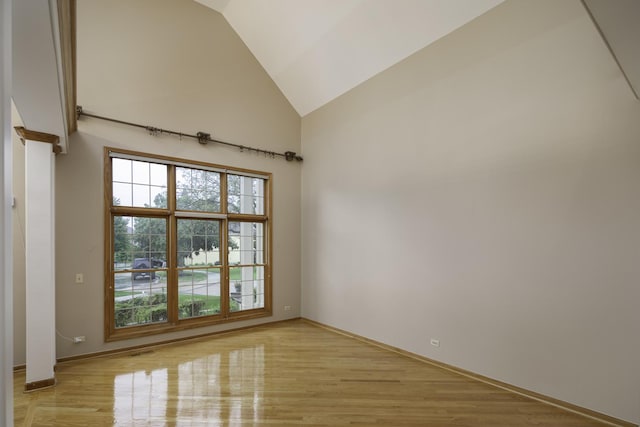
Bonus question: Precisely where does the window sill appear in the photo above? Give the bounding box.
[105,309,272,342]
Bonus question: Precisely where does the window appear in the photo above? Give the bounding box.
[106,148,271,341]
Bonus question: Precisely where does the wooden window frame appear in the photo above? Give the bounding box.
[104,147,272,341]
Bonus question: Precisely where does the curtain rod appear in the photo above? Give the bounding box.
[76,106,303,162]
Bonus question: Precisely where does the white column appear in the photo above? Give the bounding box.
[17,127,59,390]
[1,0,13,421]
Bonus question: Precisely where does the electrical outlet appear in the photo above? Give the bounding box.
[430,338,440,348]
[73,336,86,343]
[284,305,291,311]
[75,273,84,284]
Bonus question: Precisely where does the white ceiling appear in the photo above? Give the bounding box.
[195,0,505,116]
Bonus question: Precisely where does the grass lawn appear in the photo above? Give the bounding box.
[229,267,263,281]
[230,268,241,281]
[115,290,136,297]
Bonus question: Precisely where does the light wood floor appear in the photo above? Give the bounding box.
[14,320,610,426]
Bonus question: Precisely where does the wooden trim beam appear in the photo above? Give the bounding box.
[24,377,55,392]
[57,0,77,134]
[14,126,62,154]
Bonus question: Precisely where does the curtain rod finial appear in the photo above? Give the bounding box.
[285,151,303,161]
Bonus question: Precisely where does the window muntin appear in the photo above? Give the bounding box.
[106,148,271,340]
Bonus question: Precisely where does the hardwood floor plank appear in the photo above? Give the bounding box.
[14,320,618,426]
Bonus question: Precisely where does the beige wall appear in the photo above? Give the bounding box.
[301,0,639,424]
[13,0,301,364]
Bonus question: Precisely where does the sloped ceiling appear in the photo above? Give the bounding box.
[195,0,505,116]
[583,0,640,99]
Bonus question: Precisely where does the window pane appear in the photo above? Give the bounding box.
[113,216,134,268]
[149,163,167,187]
[112,158,167,208]
[113,183,132,207]
[177,219,221,267]
[228,222,264,265]
[132,184,151,207]
[132,160,150,185]
[227,175,265,215]
[229,266,264,312]
[178,267,221,319]
[130,216,167,265]
[176,167,220,212]
[114,216,167,271]
[114,271,168,328]
[112,158,132,183]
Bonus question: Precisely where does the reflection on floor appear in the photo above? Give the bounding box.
[14,320,607,426]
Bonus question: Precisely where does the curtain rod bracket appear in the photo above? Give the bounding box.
[196,132,210,145]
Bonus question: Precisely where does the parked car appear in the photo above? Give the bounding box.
[131,258,163,280]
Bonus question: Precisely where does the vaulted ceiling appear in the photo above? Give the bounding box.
[12,0,638,151]
[195,0,506,116]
